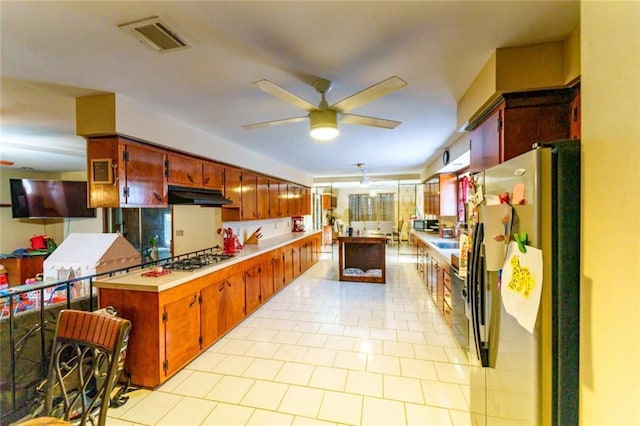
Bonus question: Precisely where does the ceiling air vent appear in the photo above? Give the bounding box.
[119,17,191,53]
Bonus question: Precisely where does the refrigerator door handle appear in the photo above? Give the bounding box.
[469,223,484,361]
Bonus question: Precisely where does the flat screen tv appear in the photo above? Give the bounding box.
[9,179,96,219]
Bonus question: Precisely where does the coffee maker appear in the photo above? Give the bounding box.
[292,216,305,232]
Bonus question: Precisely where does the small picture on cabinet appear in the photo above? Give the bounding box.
[91,158,113,184]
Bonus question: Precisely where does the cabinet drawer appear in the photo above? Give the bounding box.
[443,271,451,288]
[443,301,452,326]
[443,286,452,309]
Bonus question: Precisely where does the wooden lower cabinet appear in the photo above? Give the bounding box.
[272,251,285,293]
[164,292,200,378]
[414,240,451,327]
[200,272,245,348]
[284,247,295,285]
[98,234,319,388]
[244,263,262,315]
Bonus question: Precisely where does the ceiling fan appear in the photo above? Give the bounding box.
[242,76,407,141]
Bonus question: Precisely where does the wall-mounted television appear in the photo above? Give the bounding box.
[9,179,96,219]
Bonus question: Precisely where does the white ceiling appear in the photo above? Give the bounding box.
[0,1,579,180]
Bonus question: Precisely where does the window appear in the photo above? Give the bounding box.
[348,193,394,222]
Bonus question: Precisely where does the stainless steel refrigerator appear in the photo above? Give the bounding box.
[466,141,580,425]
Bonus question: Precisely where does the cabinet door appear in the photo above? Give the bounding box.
[87,137,121,207]
[224,167,242,207]
[278,182,288,217]
[241,171,258,220]
[569,87,581,139]
[272,252,285,293]
[292,245,301,278]
[283,248,295,285]
[166,153,203,187]
[502,96,569,161]
[200,281,225,348]
[164,292,200,378]
[268,179,281,217]
[301,187,311,215]
[261,259,274,302]
[123,143,166,206]
[434,261,444,312]
[439,174,458,217]
[469,126,484,174]
[244,263,262,315]
[222,272,246,333]
[480,106,503,171]
[257,175,270,219]
[202,162,224,190]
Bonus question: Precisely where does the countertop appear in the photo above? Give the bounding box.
[94,230,321,293]
[410,229,461,264]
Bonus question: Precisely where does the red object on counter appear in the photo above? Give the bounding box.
[292,216,305,232]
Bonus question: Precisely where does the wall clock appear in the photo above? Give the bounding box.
[442,150,450,166]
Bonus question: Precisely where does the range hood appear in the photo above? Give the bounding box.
[168,185,233,206]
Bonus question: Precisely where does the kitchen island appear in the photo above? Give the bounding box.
[337,235,386,284]
[95,230,321,388]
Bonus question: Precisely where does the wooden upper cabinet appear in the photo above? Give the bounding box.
[288,184,301,216]
[469,104,503,174]
[268,179,282,218]
[223,167,242,207]
[256,175,270,219]
[166,153,203,187]
[241,171,258,220]
[468,89,572,173]
[424,174,457,217]
[569,85,581,140]
[87,137,166,208]
[279,182,289,217]
[302,186,311,215]
[322,193,336,210]
[123,143,167,206]
[202,161,224,190]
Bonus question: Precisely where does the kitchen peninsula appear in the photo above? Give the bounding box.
[95,230,321,388]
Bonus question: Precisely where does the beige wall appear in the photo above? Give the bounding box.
[581,2,640,424]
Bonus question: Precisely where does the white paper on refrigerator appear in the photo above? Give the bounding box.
[501,241,544,333]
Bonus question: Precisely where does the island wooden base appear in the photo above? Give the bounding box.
[338,236,386,284]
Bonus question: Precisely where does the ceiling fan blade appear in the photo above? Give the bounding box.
[252,80,317,111]
[331,76,407,113]
[242,116,307,130]
[340,113,401,129]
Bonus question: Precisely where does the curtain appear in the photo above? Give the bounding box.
[349,193,394,222]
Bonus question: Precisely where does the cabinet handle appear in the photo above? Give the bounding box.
[112,163,118,186]
[204,177,210,185]
[189,295,197,307]
[153,192,162,202]
[219,283,225,292]
[187,174,193,183]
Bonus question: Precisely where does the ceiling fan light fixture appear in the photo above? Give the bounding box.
[309,109,339,141]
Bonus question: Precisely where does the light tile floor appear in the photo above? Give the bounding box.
[107,248,472,425]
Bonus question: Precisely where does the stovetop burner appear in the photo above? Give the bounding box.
[163,251,235,271]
